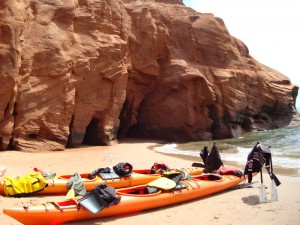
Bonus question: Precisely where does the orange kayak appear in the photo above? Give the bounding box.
[3,166,246,225]
[0,167,203,196]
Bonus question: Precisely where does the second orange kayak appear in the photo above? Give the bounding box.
[0,166,203,196]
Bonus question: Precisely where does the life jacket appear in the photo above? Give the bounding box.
[94,184,121,206]
[150,162,170,174]
[3,172,48,196]
[244,143,271,183]
[217,166,243,178]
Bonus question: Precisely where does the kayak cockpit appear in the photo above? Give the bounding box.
[117,185,162,196]
[58,173,92,180]
[191,174,223,181]
[132,169,154,175]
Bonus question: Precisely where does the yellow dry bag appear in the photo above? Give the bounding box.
[3,172,48,196]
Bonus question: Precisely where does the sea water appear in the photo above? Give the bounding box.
[153,125,300,173]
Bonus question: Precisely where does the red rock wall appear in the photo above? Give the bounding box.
[0,0,298,151]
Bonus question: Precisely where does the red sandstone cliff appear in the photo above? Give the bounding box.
[0,0,298,151]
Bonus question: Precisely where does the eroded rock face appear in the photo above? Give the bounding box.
[0,0,298,151]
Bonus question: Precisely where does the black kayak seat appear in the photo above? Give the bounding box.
[99,172,120,180]
[78,189,107,214]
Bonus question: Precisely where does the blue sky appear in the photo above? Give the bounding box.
[183,0,300,108]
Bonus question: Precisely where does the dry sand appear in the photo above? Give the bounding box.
[0,139,300,225]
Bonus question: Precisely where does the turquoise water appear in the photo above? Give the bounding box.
[154,125,300,173]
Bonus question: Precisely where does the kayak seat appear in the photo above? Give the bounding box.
[144,186,159,194]
[118,186,160,195]
[99,172,120,180]
[78,189,107,214]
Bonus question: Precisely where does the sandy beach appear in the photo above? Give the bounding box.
[0,139,300,225]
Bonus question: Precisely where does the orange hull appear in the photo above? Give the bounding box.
[0,167,203,196]
[4,170,246,225]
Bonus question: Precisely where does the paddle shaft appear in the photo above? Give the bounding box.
[258,147,267,203]
[259,149,263,184]
[270,153,279,201]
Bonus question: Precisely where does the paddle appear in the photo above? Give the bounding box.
[270,154,279,201]
[259,149,267,203]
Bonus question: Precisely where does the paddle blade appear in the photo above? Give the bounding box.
[259,183,267,203]
[273,174,281,186]
[271,180,278,201]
